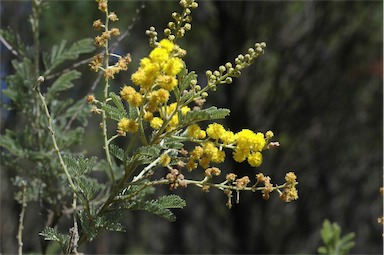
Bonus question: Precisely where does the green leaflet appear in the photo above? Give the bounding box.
[75,175,101,201]
[40,227,69,251]
[0,28,27,56]
[180,106,230,126]
[109,144,125,162]
[317,219,355,255]
[46,70,81,103]
[127,194,186,222]
[64,155,97,176]
[180,70,197,92]
[109,92,125,113]
[102,104,127,121]
[43,38,95,74]
[135,145,161,164]
[0,130,24,157]
[78,209,125,241]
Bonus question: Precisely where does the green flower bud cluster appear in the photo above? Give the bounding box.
[164,0,198,41]
[206,42,267,90]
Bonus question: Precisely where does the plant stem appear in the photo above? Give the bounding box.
[17,181,27,255]
[101,3,116,185]
[34,77,79,197]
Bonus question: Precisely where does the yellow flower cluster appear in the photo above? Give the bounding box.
[186,122,271,170]
[117,117,138,133]
[131,39,183,91]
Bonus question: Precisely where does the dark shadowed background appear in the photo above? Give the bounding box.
[1,0,383,254]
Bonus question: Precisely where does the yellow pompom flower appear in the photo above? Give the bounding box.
[187,124,206,139]
[131,69,153,89]
[156,88,170,104]
[148,89,170,105]
[235,129,266,152]
[211,149,225,163]
[163,57,183,76]
[247,152,263,167]
[118,117,138,133]
[156,74,178,91]
[190,146,204,159]
[160,153,171,166]
[149,47,169,63]
[206,123,225,140]
[181,106,191,115]
[233,146,250,163]
[220,130,236,144]
[120,85,136,101]
[150,117,163,130]
[129,92,143,107]
[143,111,154,121]
[159,39,174,52]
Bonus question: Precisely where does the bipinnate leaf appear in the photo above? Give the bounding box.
[43,38,95,74]
[40,227,69,250]
[46,70,81,102]
[109,92,125,113]
[102,104,127,121]
[127,194,186,222]
[75,175,101,201]
[180,106,230,126]
[109,144,125,162]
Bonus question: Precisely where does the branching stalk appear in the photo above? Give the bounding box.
[101,3,116,185]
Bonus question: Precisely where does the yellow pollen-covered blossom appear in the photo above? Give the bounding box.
[148,89,170,105]
[163,57,184,76]
[131,69,153,89]
[235,129,266,152]
[149,47,169,63]
[166,102,177,115]
[190,146,204,159]
[187,124,206,139]
[233,146,250,163]
[160,154,171,166]
[131,61,161,89]
[206,123,225,140]
[247,152,263,167]
[220,130,236,144]
[129,92,143,107]
[150,117,163,130]
[118,118,138,133]
[159,39,174,52]
[156,74,178,91]
[143,111,154,121]
[120,86,142,106]
[181,106,191,116]
[140,57,152,68]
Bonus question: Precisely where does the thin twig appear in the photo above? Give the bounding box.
[33,76,79,197]
[0,34,19,56]
[45,57,94,80]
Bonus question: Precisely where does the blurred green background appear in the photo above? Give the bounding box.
[1,0,382,254]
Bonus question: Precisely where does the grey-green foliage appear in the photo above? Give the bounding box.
[40,227,70,252]
[0,26,94,220]
[126,193,186,222]
[317,219,355,255]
